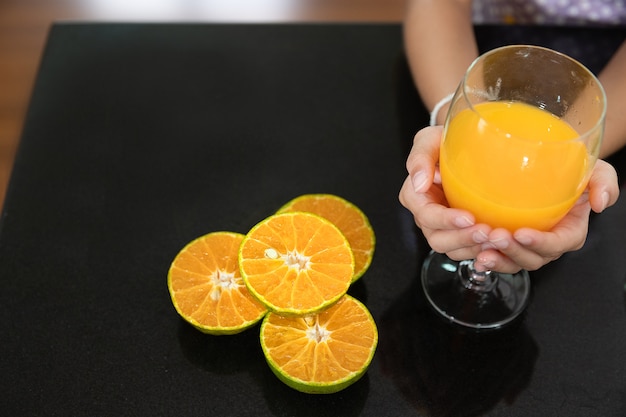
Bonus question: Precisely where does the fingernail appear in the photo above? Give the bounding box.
[472,230,488,243]
[515,234,533,246]
[433,169,442,185]
[454,216,474,228]
[475,257,495,271]
[489,238,509,250]
[412,171,428,192]
[601,191,609,211]
[481,242,497,251]
[474,262,487,272]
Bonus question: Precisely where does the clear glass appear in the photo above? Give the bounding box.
[422,45,606,329]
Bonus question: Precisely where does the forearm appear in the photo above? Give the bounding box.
[598,40,626,158]
[403,0,478,124]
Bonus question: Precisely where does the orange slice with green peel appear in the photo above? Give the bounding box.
[277,194,375,282]
[167,231,267,335]
[239,212,354,316]
[260,295,378,394]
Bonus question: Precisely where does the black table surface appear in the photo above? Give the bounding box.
[1,22,626,416]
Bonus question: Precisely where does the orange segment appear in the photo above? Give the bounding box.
[239,212,354,316]
[260,295,378,394]
[277,194,375,281]
[168,232,267,335]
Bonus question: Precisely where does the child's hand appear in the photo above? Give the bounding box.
[399,126,620,273]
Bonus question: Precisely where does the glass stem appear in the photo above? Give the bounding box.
[458,259,497,293]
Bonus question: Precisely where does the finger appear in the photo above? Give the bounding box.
[400,177,479,231]
[446,245,486,262]
[478,229,549,272]
[513,200,591,258]
[405,126,443,192]
[474,249,527,274]
[587,159,620,213]
[399,176,492,255]
[426,224,491,256]
[482,201,592,272]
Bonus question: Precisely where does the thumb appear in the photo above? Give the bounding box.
[406,126,443,192]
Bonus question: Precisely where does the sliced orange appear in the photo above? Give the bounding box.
[277,194,375,281]
[239,212,354,316]
[168,231,267,335]
[260,295,378,394]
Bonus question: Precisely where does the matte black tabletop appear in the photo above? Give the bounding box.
[1,23,626,416]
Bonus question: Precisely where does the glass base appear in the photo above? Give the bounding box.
[421,251,531,330]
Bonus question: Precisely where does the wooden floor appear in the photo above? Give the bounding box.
[0,0,405,210]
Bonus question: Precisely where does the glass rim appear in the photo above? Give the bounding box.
[459,44,607,144]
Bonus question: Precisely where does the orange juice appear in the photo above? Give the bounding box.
[440,101,589,231]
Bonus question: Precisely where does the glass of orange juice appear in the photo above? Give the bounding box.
[422,45,606,329]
